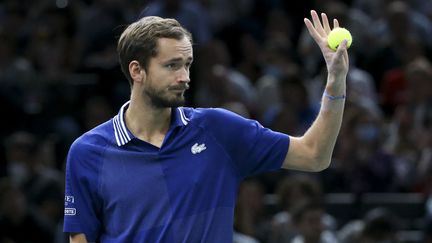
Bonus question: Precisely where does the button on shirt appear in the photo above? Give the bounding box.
[63,101,289,243]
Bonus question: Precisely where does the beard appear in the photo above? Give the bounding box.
[144,83,188,108]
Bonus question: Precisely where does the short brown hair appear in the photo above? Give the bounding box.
[117,16,192,86]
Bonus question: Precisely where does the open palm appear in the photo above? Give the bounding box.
[304,10,349,78]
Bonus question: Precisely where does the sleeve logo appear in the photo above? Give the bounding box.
[65,195,75,206]
[64,195,76,216]
[64,208,76,215]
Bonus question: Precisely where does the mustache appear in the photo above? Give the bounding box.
[168,84,189,91]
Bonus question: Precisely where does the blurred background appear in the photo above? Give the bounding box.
[0,0,431,242]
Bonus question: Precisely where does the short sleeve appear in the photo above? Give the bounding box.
[202,108,289,178]
[63,138,103,241]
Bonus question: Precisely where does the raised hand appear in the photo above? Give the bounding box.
[304,10,349,83]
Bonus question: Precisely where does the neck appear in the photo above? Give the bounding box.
[125,95,171,145]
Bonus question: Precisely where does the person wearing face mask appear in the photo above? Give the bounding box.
[352,108,398,193]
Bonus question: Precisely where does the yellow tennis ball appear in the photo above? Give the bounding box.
[327,27,352,51]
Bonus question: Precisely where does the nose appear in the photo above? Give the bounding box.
[177,67,190,83]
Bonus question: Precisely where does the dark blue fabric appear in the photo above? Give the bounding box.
[64,106,289,242]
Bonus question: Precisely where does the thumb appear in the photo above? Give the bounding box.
[335,39,347,58]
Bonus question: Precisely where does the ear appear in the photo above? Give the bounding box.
[129,60,146,84]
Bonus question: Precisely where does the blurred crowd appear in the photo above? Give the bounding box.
[0,0,431,242]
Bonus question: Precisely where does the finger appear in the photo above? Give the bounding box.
[321,13,331,34]
[311,10,326,36]
[333,19,339,29]
[343,45,349,63]
[336,39,348,60]
[339,48,349,67]
[335,40,349,66]
[304,18,322,42]
[343,48,349,67]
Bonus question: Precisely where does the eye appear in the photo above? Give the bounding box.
[165,63,176,69]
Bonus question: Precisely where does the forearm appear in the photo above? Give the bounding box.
[303,74,346,168]
[70,233,89,243]
[283,10,349,171]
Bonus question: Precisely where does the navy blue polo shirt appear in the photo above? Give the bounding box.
[64,101,289,243]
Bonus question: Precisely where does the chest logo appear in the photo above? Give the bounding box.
[191,143,206,154]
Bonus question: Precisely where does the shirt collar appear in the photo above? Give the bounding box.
[112,101,190,147]
[174,106,190,127]
[113,101,134,146]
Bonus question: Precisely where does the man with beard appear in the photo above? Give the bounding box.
[64,11,349,243]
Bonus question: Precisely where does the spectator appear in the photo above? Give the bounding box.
[139,0,211,44]
[291,201,339,243]
[0,178,54,243]
[268,175,337,243]
[234,180,269,241]
[358,207,401,243]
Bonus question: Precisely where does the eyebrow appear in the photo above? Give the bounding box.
[164,57,194,63]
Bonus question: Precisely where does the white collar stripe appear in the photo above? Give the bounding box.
[113,102,190,146]
[114,115,126,145]
[113,116,122,146]
[184,113,190,121]
[118,104,131,141]
[113,115,126,146]
[116,116,130,145]
[113,116,122,145]
[178,108,188,125]
[112,101,133,146]
[180,107,190,121]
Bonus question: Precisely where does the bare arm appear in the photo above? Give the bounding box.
[70,233,89,243]
[282,10,349,171]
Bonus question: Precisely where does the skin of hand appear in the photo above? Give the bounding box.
[303,10,349,96]
[282,10,350,172]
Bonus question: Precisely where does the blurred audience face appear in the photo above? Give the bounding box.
[0,179,27,222]
[386,1,410,39]
[298,208,324,242]
[404,58,432,104]
[293,203,325,243]
[5,132,39,183]
[237,180,265,213]
[277,175,322,212]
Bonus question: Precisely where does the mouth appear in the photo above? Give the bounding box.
[170,89,185,95]
[169,85,189,92]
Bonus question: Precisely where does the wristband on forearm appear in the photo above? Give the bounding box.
[323,91,346,100]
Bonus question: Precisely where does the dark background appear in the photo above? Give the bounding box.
[0,0,431,242]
